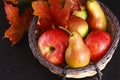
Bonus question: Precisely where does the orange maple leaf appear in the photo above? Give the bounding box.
[49,0,73,27]
[32,0,73,28]
[4,1,33,45]
[32,1,52,20]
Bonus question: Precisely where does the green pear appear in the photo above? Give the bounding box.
[73,9,88,20]
[67,15,89,38]
[86,0,107,31]
[65,31,91,68]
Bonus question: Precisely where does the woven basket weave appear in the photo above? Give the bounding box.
[28,2,120,79]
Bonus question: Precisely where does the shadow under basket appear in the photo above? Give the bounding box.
[28,1,120,79]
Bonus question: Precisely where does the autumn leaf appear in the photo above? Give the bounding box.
[35,18,53,38]
[4,1,33,45]
[32,0,73,28]
[32,1,52,20]
[49,0,73,27]
[37,18,52,29]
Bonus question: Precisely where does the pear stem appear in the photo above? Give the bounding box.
[59,26,72,36]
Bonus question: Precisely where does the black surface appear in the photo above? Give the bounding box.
[0,0,120,80]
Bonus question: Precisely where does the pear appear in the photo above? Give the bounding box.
[86,0,107,31]
[65,31,91,68]
[67,15,89,38]
[73,9,88,20]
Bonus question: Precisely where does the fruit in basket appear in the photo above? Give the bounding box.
[65,31,91,68]
[73,9,88,20]
[34,0,112,68]
[38,29,69,65]
[84,30,112,62]
[86,0,107,31]
[67,15,89,38]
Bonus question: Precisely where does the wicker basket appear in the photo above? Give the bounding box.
[28,1,120,79]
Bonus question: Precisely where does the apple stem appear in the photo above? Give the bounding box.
[59,26,72,36]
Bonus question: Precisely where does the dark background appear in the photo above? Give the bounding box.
[0,0,120,80]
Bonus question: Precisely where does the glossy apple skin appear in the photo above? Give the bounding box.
[84,30,112,63]
[38,29,69,65]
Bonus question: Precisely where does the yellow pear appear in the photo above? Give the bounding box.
[86,0,107,31]
[65,31,91,68]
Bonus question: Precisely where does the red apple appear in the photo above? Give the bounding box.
[38,29,69,65]
[84,30,112,63]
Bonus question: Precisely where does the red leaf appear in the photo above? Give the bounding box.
[37,18,52,29]
[49,0,73,27]
[32,0,73,28]
[35,18,53,38]
[4,1,33,45]
[32,1,52,19]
